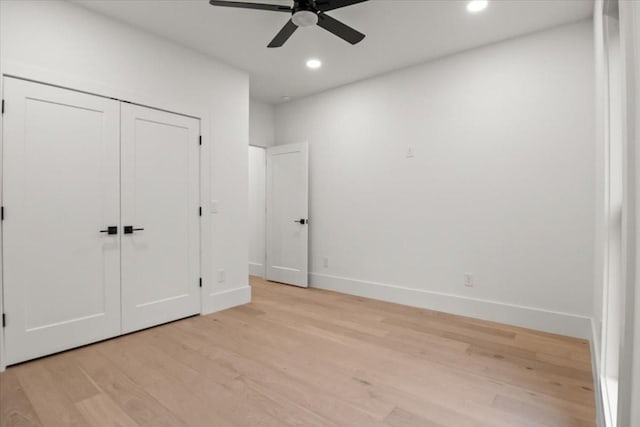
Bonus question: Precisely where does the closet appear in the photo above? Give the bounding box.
[2,77,201,365]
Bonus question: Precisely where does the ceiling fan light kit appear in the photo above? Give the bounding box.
[208,0,368,48]
[292,10,318,27]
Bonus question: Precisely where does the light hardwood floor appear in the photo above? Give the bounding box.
[1,276,596,427]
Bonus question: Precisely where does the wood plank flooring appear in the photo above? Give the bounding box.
[1,276,596,426]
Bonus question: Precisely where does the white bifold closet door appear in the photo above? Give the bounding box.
[120,103,200,334]
[2,78,121,365]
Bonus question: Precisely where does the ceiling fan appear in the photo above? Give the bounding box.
[208,0,368,48]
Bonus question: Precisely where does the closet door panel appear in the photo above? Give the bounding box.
[2,77,121,364]
[120,104,200,333]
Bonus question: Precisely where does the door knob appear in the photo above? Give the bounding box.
[99,226,118,235]
[123,226,145,234]
[294,219,307,225]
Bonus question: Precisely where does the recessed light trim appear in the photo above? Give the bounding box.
[467,0,488,13]
[306,58,322,69]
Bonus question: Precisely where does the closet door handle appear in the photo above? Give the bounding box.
[123,226,145,234]
[99,226,118,235]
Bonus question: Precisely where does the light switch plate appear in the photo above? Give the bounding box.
[464,273,474,287]
[406,145,415,158]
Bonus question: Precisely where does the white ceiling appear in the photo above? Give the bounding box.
[75,0,593,104]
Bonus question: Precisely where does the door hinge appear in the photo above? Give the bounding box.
[199,135,202,146]
[2,314,6,328]
[199,206,202,217]
[1,99,4,115]
[1,206,4,221]
[199,278,202,288]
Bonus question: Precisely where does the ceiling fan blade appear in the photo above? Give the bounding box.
[316,12,365,45]
[209,1,292,12]
[314,0,368,12]
[268,19,298,48]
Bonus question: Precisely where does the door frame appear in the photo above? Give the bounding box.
[0,63,209,371]
[248,145,267,278]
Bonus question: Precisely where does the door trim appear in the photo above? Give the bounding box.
[248,145,267,278]
[2,74,201,120]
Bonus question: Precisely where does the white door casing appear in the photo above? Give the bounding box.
[2,77,121,364]
[248,146,266,277]
[266,143,309,287]
[120,103,201,333]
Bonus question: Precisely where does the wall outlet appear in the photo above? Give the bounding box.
[464,273,474,287]
[323,257,329,268]
[218,269,225,283]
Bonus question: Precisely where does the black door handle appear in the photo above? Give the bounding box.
[99,226,118,235]
[294,219,307,225]
[123,226,145,234]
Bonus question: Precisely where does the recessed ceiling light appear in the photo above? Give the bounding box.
[467,0,488,13]
[281,96,291,102]
[306,58,322,69]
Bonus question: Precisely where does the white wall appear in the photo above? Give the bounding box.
[250,98,276,148]
[275,20,595,338]
[248,146,266,277]
[0,0,250,340]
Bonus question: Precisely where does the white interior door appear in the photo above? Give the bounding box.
[2,77,121,365]
[266,143,309,287]
[120,103,200,334]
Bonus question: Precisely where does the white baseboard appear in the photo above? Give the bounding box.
[249,262,265,278]
[309,272,592,339]
[202,285,251,315]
